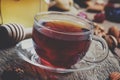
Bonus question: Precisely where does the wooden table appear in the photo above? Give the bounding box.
[0,7,120,80]
[0,40,120,80]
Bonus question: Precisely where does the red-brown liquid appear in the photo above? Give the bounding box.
[32,20,91,68]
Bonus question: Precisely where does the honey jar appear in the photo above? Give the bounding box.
[0,0,49,27]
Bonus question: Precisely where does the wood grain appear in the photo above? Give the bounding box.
[0,45,120,80]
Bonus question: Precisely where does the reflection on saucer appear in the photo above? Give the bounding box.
[83,39,109,63]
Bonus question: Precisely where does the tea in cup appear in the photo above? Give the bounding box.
[32,12,109,68]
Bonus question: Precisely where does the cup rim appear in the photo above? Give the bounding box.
[34,11,93,36]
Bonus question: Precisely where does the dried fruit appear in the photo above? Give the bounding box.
[77,12,88,19]
[1,67,24,80]
[93,13,106,23]
[105,6,120,22]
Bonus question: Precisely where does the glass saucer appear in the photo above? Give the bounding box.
[16,39,107,73]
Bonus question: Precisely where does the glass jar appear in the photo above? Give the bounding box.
[0,0,49,27]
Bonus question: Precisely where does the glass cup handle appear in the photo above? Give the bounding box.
[84,35,109,63]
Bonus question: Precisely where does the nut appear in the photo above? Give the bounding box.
[107,26,120,48]
[117,31,120,48]
[103,35,118,51]
[93,23,106,37]
[109,72,120,80]
[108,26,119,39]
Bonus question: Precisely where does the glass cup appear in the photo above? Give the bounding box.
[0,0,49,28]
[29,11,109,80]
[32,11,109,67]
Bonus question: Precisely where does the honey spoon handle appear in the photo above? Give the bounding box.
[24,28,32,39]
[0,23,32,49]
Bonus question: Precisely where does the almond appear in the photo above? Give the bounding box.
[109,72,120,80]
[93,23,106,37]
[103,35,118,51]
[108,26,119,39]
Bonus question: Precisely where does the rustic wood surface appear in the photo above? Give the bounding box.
[0,5,120,80]
[0,44,120,80]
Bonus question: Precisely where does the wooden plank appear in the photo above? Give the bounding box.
[0,45,120,80]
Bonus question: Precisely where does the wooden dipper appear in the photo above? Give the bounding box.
[0,23,32,49]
